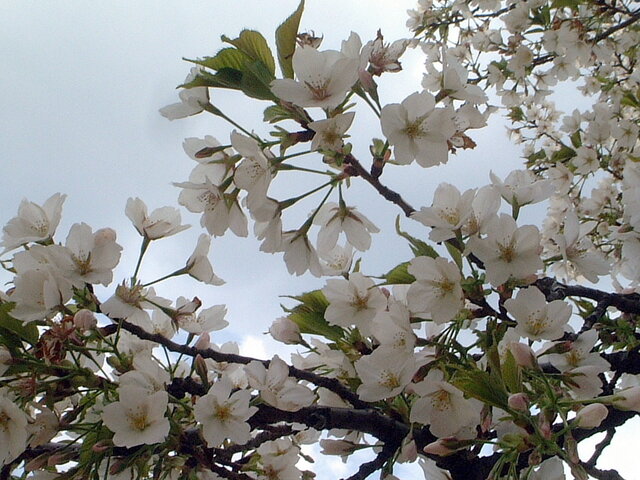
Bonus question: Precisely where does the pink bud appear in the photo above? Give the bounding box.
[507,342,537,369]
[73,309,97,331]
[614,386,640,412]
[423,439,456,456]
[268,317,302,345]
[508,393,530,412]
[194,332,211,350]
[319,439,358,455]
[575,403,608,429]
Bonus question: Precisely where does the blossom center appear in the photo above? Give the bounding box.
[403,119,425,139]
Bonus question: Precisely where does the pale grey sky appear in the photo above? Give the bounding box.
[2,2,635,478]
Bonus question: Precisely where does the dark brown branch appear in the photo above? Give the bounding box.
[343,154,416,217]
[593,9,640,43]
[586,429,615,468]
[107,319,369,409]
[535,277,640,316]
[582,464,626,480]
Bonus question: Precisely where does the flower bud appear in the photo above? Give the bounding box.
[574,403,608,429]
[319,439,359,456]
[507,341,537,369]
[423,438,457,456]
[269,317,303,345]
[614,386,640,412]
[73,309,97,331]
[508,393,530,412]
[194,332,211,350]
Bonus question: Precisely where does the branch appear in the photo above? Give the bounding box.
[343,154,416,217]
[108,320,370,409]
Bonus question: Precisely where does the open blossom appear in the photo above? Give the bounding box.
[194,379,257,447]
[245,356,315,411]
[2,193,66,252]
[101,385,170,448]
[308,112,355,151]
[125,197,189,240]
[380,91,455,167]
[159,67,209,120]
[0,394,29,466]
[177,301,227,335]
[411,183,475,242]
[467,214,543,286]
[270,45,359,109]
[231,131,275,208]
[407,256,464,324]
[10,269,73,323]
[505,287,571,341]
[64,223,122,286]
[176,177,248,238]
[409,369,481,438]
[542,329,610,373]
[355,347,417,401]
[185,234,224,285]
[364,30,408,75]
[281,231,323,277]
[313,202,379,252]
[323,272,387,334]
[489,170,553,208]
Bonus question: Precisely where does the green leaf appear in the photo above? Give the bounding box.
[181,68,243,91]
[0,303,39,347]
[241,61,278,100]
[222,30,276,77]
[276,0,305,78]
[569,130,582,148]
[383,262,416,285]
[551,0,582,8]
[186,48,253,71]
[453,370,509,409]
[502,350,522,393]
[445,241,463,271]
[395,216,439,258]
[263,105,294,123]
[551,145,576,163]
[283,290,344,342]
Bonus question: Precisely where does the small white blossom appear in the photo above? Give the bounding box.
[505,288,571,341]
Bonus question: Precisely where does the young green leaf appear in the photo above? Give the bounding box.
[275,0,305,78]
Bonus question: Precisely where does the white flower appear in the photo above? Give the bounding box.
[194,379,257,447]
[411,183,475,242]
[467,214,543,286]
[270,45,359,109]
[318,243,354,276]
[178,302,227,335]
[371,299,416,352]
[542,329,610,372]
[101,385,170,448]
[489,170,553,208]
[380,91,455,167]
[185,234,224,285]
[407,256,464,324]
[10,269,73,323]
[409,369,481,438]
[461,185,501,236]
[505,288,571,341]
[364,31,408,75]
[231,131,274,208]
[2,193,66,252]
[355,347,417,401]
[159,67,209,120]
[245,356,315,411]
[323,272,387,335]
[0,394,29,466]
[281,231,323,277]
[176,177,248,238]
[313,202,379,252]
[64,223,122,286]
[308,112,355,151]
[529,457,566,480]
[269,317,303,345]
[125,197,189,240]
[549,211,610,283]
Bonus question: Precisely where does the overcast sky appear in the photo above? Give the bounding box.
[1,1,636,478]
